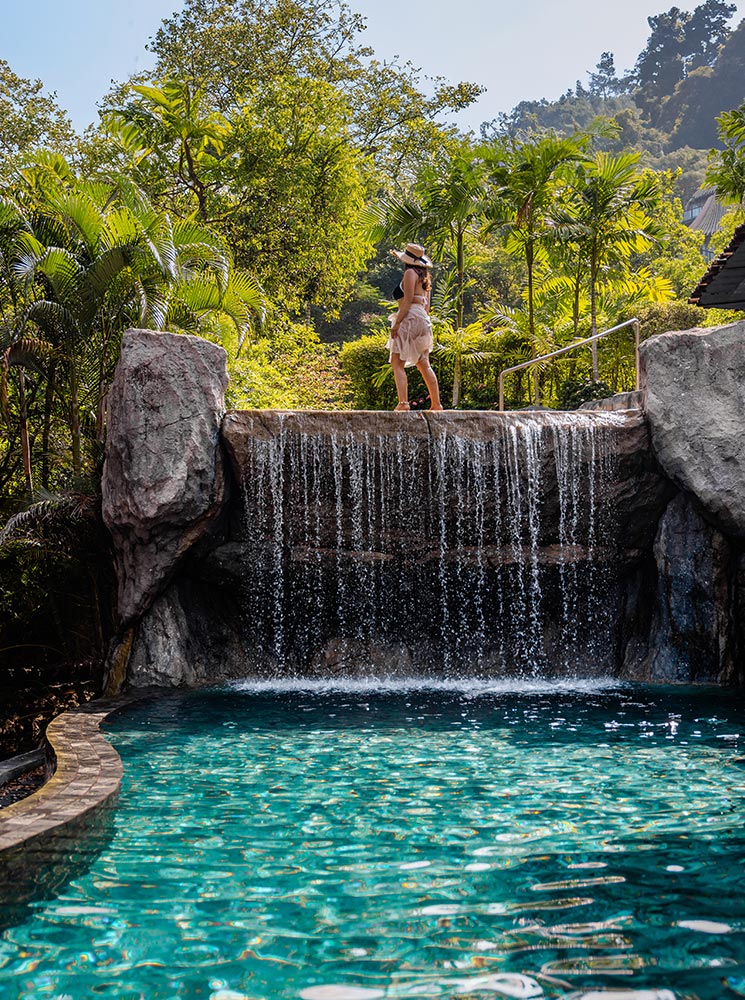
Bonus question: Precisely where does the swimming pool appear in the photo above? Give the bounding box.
[1,680,744,1000]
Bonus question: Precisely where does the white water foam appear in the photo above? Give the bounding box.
[227,676,626,696]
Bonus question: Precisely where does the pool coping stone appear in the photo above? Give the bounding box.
[0,693,146,854]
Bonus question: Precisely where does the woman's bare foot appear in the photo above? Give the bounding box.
[394,401,411,412]
[429,403,444,411]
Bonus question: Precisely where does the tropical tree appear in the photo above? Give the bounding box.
[705,103,745,205]
[104,75,372,318]
[0,197,51,494]
[366,139,488,329]
[105,79,233,221]
[1,156,264,484]
[482,132,586,348]
[0,59,75,175]
[555,152,671,377]
[431,315,497,408]
[144,0,483,180]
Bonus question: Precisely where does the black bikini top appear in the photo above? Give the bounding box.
[392,280,427,302]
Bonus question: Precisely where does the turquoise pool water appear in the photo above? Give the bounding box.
[1,681,745,1000]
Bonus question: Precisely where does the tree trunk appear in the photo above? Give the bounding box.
[18,371,33,495]
[70,364,81,478]
[590,238,599,380]
[452,354,462,408]
[527,245,535,347]
[456,229,465,330]
[41,360,57,490]
[573,265,582,338]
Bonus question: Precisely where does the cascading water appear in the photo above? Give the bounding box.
[237,411,626,678]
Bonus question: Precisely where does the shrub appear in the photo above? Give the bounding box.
[557,377,615,410]
[637,301,707,339]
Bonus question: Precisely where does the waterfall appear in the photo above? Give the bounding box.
[238,412,625,678]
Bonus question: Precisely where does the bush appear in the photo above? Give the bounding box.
[225,320,353,410]
[339,333,392,408]
[557,376,615,410]
[637,301,707,339]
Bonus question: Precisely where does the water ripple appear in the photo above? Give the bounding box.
[0,686,744,1000]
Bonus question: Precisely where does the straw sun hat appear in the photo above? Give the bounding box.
[390,243,433,268]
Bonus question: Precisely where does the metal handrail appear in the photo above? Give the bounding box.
[497,318,641,411]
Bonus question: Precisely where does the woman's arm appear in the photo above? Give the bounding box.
[391,269,418,333]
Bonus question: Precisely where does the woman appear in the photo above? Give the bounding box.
[387,243,443,412]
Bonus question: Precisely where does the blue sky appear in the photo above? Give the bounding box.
[2,0,743,133]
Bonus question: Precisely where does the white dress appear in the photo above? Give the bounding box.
[387,298,434,367]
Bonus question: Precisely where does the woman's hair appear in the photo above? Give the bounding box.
[405,263,432,292]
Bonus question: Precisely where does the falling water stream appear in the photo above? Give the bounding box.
[239,413,623,677]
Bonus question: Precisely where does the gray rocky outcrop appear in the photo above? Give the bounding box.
[636,493,737,684]
[580,389,645,412]
[127,582,246,687]
[641,321,745,539]
[102,330,228,624]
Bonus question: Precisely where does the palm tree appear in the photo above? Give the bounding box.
[431,315,498,409]
[365,140,488,329]
[0,197,53,495]
[557,152,668,378]
[6,156,264,479]
[705,104,745,205]
[482,133,586,350]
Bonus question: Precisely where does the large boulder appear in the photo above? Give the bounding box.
[102,330,229,624]
[641,321,745,538]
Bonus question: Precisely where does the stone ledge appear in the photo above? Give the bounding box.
[0,695,140,854]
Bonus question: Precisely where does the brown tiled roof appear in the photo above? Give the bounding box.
[689,221,745,310]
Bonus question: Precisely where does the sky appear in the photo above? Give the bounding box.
[1,0,744,134]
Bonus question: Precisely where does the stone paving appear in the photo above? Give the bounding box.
[0,696,139,854]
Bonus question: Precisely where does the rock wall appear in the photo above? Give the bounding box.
[102,331,228,625]
[641,321,745,538]
[101,323,745,688]
[630,493,738,684]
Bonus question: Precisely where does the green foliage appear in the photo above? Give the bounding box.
[634,1,736,123]
[557,376,615,410]
[146,0,483,180]
[104,74,373,316]
[0,157,265,494]
[637,300,708,336]
[366,138,489,329]
[222,319,352,410]
[0,60,75,174]
[705,100,745,204]
[656,12,744,146]
[339,333,395,409]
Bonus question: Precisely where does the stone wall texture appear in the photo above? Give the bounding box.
[102,330,228,625]
[641,321,745,539]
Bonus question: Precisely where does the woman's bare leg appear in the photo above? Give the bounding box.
[391,353,409,409]
[416,357,443,410]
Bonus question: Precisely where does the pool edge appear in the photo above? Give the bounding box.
[0,694,143,855]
